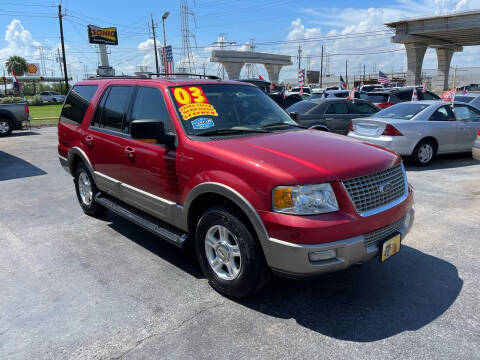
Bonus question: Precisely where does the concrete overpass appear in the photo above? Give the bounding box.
[210,50,292,83]
[386,10,480,90]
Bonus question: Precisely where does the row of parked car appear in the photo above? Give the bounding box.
[284,87,480,165]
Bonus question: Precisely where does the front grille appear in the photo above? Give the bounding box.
[364,216,406,249]
[342,165,406,216]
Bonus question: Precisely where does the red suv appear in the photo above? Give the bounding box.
[58,77,414,298]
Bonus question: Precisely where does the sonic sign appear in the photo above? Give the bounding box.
[88,25,118,45]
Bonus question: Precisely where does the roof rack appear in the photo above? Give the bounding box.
[148,73,221,80]
[86,75,149,80]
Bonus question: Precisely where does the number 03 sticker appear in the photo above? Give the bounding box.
[173,86,218,120]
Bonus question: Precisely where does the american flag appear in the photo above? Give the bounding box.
[161,45,174,77]
[298,69,305,86]
[378,71,392,86]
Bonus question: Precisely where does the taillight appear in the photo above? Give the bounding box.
[377,102,394,109]
[349,121,353,132]
[24,104,29,114]
[478,129,480,136]
[382,124,403,136]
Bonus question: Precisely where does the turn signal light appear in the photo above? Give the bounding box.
[382,124,403,136]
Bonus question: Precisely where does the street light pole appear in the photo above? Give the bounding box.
[162,11,170,76]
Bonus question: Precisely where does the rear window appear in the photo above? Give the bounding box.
[366,94,389,103]
[60,85,98,125]
[285,100,317,113]
[374,103,429,120]
[454,96,474,103]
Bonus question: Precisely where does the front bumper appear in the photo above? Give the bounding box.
[347,132,415,156]
[265,207,414,278]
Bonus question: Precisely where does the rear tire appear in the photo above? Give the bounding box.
[74,162,107,216]
[195,207,270,298]
[0,118,12,137]
[412,139,436,166]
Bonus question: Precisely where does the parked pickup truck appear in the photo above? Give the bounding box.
[0,102,30,137]
[58,77,415,298]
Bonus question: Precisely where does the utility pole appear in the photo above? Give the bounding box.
[57,48,64,89]
[345,59,348,88]
[151,15,160,75]
[320,45,323,88]
[297,44,302,71]
[363,65,366,81]
[162,12,170,76]
[58,5,69,93]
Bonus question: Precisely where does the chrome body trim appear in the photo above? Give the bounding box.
[58,155,69,174]
[67,147,95,176]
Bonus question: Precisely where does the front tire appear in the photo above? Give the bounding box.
[74,162,106,216]
[0,118,12,137]
[412,139,436,166]
[195,207,270,298]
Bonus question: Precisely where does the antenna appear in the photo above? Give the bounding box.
[179,0,197,74]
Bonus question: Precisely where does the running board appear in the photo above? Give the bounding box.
[95,193,188,248]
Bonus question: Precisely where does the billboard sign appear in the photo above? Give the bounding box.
[88,25,118,45]
[306,70,320,84]
[26,63,40,76]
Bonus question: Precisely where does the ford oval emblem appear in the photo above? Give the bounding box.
[378,182,393,194]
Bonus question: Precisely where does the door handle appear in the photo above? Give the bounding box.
[124,146,135,160]
[85,135,93,148]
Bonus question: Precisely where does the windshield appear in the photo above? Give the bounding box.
[169,84,297,135]
[454,96,474,103]
[373,102,430,119]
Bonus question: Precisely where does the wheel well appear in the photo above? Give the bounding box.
[309,125,329,131]
[417,136,439,152]
[187,192,257,242]
[69,154,83,175]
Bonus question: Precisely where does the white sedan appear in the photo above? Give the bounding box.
[348,101,480,166]
[39,91,66,103]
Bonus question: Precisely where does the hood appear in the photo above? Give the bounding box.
[200,129,400,184]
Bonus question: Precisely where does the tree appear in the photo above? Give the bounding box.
[5,55,28,76]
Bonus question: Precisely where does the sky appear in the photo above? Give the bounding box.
[1,0,480,83]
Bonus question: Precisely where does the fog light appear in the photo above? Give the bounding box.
[309,249,337,262]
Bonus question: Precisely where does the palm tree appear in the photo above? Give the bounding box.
[5,55,28,76]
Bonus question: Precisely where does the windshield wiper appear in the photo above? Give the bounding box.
[196,128,271,136]
[261,122,307,129]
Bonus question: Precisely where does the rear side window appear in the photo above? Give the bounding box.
[366,94,389,103]
[454,96,474,103]
[349,102,378,114]
[129,87,173,133]
[395,90,413,101]
[60,85,97,125]
[91,86,133,132]
[325,103,349,114]
[420,91,440,100]
[430,106,454,122]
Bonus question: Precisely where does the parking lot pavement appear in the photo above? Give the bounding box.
[0,127,479,359]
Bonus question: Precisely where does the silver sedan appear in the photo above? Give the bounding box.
[348,101,480,165]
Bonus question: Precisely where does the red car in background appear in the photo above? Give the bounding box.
[58,76,414,298]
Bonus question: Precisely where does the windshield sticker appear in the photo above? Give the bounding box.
[173,86,218,120]
[191,118,215,130]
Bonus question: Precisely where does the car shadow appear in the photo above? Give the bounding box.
[237,246,462,342]
[404,152,479,171]
[99,212,462,342]
[0,151,47,181]
[8,131,41,137]
[103,212,204,279]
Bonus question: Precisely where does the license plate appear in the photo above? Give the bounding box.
[380,234,401,262]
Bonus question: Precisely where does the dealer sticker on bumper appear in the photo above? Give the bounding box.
[381,234,401,262]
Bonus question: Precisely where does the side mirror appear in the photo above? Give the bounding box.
[289,111,301,123]
[131,120,176,148]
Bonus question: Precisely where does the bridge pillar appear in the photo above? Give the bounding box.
[434,48,456,91]
[264,64,284,84]
[221,62,244,80]
[404,43,427,86]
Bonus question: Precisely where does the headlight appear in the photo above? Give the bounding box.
[272,183,339,215]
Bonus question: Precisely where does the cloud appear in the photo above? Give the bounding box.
[0,19,41,64]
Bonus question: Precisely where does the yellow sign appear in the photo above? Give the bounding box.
[173,86,218,120]
[26,63,40,76]
[88,25,118,45]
